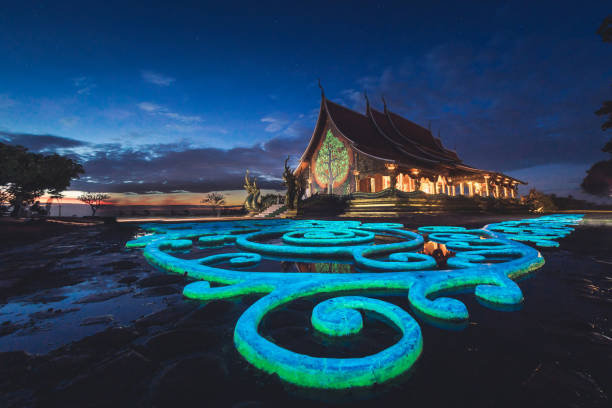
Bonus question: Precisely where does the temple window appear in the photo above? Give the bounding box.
[382,176,391,189]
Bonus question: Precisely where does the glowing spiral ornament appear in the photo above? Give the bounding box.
[126,214,583,389]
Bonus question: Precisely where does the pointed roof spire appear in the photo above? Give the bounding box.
[317,78,325,98]
[381,96,388,111]
[364,90,370,110]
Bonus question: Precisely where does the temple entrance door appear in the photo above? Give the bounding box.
[359,178,370,192]
[374,174,383,192]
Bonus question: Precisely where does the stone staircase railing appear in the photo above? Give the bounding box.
[254,203,285,218]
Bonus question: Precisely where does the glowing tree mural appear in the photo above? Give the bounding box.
[315,130,349,194]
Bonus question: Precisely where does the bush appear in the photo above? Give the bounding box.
[299,193,348,216]
[525,189,557,213]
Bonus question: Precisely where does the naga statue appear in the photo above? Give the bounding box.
[244,170,262,213]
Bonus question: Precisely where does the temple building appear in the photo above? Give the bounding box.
[295,88,525,200]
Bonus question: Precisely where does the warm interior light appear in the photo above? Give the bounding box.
[385,163,398,171]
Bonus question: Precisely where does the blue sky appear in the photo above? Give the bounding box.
[1,1,611,203]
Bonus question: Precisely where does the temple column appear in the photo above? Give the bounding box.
[308,177,313,197]
[458,182,464,195]
[484,176,490,197]
[468,182,474,196]
[353,171,360,192]
[495,184,500,198]
[511,185,516,198]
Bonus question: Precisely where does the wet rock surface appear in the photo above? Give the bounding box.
[0,215,610,407]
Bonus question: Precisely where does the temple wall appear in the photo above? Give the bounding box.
[301,116,522,199]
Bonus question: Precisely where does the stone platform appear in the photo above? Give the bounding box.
[342,189,525,217]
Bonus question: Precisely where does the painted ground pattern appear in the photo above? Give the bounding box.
[126,214,583,389]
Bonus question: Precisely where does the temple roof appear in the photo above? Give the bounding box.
[384,110,461,162]
[296,92,525,184]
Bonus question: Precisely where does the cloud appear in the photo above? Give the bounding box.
[141,70,176,86]
[72,76,96,95]
[59,116,79,128]
[72,77,88,87]
[508,163,612,204]
[341,36,611,173]
[2,129,308,195]
[138,102,202,123]
[165,124,205,133]
[162,111,202,123]
[261,115,289,132]
[260,112,314,140]
[164,123,229,134]
[0,94,16,109]
[0,131,87,151]
[103,108,133,120]
[137,102,162,112]
[65,131,314,194]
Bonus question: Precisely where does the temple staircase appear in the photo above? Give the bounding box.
[254,204,286,218]
[342,189,523,217]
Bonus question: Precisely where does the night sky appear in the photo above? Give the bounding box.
[1,1,611,204]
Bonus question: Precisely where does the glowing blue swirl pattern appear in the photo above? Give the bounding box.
[126,214,583,389]
[483,214,583,247]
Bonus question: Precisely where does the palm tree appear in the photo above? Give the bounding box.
[202,192,225,217]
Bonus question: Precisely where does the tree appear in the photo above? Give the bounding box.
[597,15,612,43]
[582,15,612,197]
[525,189,558,213]
[295,171,307,209]
[0,143,84,216]
[596,16,612,130]
[78,192,110,216]
[314,130,349,194]
[51,192,64,217]
[582,160,612,196]
[281,157,307,210]
[282,157,297,209]
[202,192,225,217]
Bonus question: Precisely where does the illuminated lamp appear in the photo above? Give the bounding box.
[385,163,398,172]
